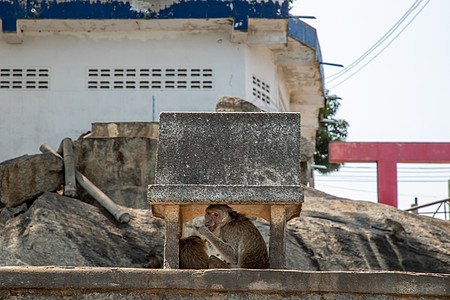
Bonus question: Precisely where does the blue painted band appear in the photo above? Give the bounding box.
[0,0,289,32]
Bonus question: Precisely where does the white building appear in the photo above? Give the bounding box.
[0,0,324,162]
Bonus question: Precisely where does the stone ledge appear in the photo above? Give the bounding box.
[148,184,303,222]
[148,184,304,204]
[0,266,448,298]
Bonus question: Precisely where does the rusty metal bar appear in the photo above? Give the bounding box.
[40,144,130,223]
[404,198,450,211]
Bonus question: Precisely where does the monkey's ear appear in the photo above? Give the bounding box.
[229,210,238,220]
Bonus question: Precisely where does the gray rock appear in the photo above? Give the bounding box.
[0,154,63,207]
[0,203,27,228]
[73,137,158,190]
[0,189,449,274]
[283,187,450,273]
[0,192,164,267]
[300,136,315,161]
[101,186,150,209]
[86,122,160,139]
[215,96,263,112]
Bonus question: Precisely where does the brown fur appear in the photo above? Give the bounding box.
[143,250,163,268]
[385,218,406,237]
[200,204,269,269]
[179,235,209,269]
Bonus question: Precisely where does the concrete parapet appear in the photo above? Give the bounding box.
[0,266,448,299]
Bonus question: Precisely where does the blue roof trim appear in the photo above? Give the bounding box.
[288,18,319,50]
[0,0,289,33]
[288,18,325,86]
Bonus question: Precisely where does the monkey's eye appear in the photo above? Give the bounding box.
[213,212,219,217]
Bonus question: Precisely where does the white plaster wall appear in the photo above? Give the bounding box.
[276,65,290,112]
[0,30,248,161]
[244,45,279,112]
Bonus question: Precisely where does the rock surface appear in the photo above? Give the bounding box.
[73,137,158,190]
[85,122,159,139]
[285,187,450,272]
[215,96,263,112]
[0,154,63,207]
[1,188,448,273]
[0,192,163,267]
[0,119,448,273]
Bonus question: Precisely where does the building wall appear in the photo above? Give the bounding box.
[0,29,257,161]
[244,45,282,112]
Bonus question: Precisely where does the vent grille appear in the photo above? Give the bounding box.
[0,68,50,89]
[252,75,271,105]
[87,68,214,90]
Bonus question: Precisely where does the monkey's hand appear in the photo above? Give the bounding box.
[197,225,211,237]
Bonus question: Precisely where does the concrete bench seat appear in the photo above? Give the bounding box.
[148,112,304,269]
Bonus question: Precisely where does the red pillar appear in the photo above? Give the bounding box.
[377,160,397,207]
[329,142,450,207]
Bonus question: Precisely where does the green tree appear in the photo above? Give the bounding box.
[314,91,349,174]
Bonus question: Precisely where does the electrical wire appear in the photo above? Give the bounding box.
[326,0,431,89]
[317,183,446,199]
[316,179,448,183]
[326,0,422,82]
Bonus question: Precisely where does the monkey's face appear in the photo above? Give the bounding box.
[204,209,221,232]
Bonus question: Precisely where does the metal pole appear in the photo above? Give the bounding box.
[62,138,77,197]
[152,95,155,122]
[40,144,130,223]
[410,197,418,214]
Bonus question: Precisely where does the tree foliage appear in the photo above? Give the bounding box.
[314,92,349,174]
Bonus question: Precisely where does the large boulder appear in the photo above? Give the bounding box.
[1,189,448,273]
[0,192,163,267]
[73,137,158,189]
[0,154,63,207]
[85,122,159,139]
[283,188,450,272]
[215,96,263,112]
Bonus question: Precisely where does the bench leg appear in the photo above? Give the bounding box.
[163,205,181,269]
[269,205,287,269]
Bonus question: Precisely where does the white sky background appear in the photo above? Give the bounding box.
[291,0,450,217]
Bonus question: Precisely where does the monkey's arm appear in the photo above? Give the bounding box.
[197,225,238,265]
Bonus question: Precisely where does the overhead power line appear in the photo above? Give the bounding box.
[325,0,431,89]
[326,0,421,82]
[317,183,446,199]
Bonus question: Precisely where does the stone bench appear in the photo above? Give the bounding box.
[148,112,304,269]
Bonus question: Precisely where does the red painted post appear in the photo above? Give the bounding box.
[377,159,398,207]
[329,142,450,207]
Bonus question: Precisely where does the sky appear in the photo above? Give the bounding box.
[291,0,450,218]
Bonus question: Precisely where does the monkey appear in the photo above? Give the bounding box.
[179,235,230,269]
[143,250,163,268]
[143,236,217,269]
[197,204,269,269]
[385,218,406,237]
[179,235,210,269]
